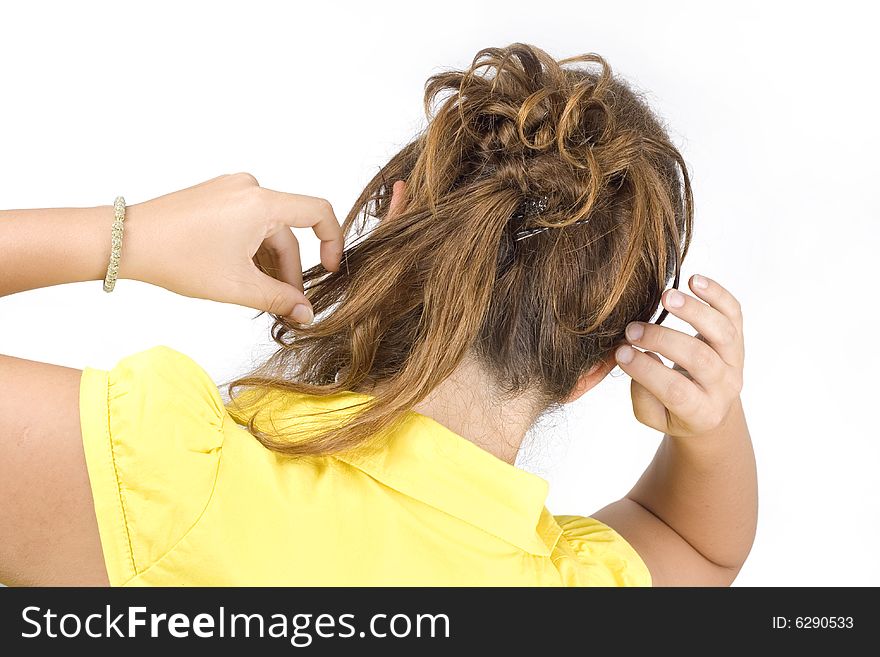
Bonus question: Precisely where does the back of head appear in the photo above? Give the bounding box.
[228,43,693,456]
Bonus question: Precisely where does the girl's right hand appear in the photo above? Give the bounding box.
[122,172,344,324]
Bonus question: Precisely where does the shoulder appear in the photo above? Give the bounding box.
[552,514,653,587]
[79,344,226,585]
[85,344,226,443]
[104,344,225,412]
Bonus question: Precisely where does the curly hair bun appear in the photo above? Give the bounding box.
[227,43,694,458]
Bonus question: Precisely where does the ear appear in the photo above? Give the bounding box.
[387,180,407,220]
[561,347,622,404]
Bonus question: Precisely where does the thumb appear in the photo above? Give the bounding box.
[244,269,314,324]
[629,350,669,434]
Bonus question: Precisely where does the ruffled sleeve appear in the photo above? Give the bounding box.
[553,515,652,587]
[78,345,226,586]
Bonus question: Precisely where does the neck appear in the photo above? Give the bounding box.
[351,355,539,465]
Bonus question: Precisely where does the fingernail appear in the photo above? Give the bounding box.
[693,274,708,289]
[292,304,314,324]
[626,322,644,342]
[665,289,685,308]
[616,345,635,364]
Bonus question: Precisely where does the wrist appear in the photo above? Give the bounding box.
[0,201,145,298]
[114,200,149,284]
[666,396,748,452]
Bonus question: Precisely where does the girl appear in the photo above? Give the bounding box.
[0,43,756,587]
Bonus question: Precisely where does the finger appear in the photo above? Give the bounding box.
[261,228,304,292]
[624,321,724,390]
[227,263,313,324]
[643,351,662,364]
[626,350,671,433]
[615,344,704,424]
[646,349,693,379]
[659,286,742,368]
[253,249,274,277]
[245,268,314,324]
[688,274,743,331]
[260,188,344,273]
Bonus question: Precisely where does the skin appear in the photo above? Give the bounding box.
[0,173,757,587]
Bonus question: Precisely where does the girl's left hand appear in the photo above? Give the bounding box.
[614,274,745,439]
[122,173,344,324]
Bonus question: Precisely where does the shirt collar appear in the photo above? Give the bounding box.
[225,389,562,557]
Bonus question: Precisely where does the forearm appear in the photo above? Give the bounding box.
[0,204,129,297]
[626,396,758,570]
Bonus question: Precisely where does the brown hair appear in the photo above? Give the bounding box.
[224,43,693,456]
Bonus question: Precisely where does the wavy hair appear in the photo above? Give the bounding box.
[224,43,693,456]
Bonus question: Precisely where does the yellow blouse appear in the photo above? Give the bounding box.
[78,345,651,587]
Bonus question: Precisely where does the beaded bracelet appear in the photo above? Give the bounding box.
[102,196,126,293]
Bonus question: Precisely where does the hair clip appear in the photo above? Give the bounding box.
[511,195,591,241]
[509,195,680,328]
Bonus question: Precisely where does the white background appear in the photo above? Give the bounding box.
[1,1,877,586]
